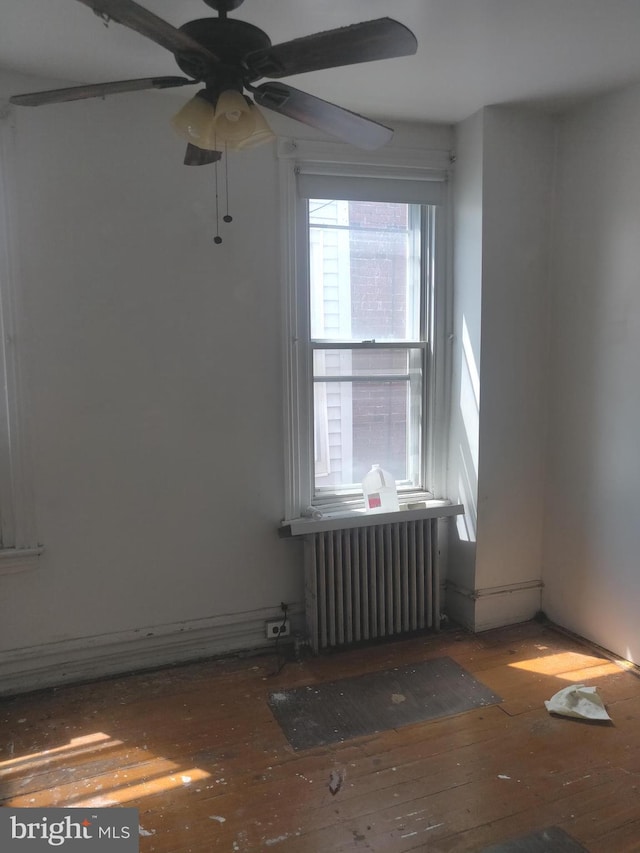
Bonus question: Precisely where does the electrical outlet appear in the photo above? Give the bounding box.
[266,619,291,639]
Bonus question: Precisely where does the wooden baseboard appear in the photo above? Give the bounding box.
[0,604,303,696]
[445,578,543,632]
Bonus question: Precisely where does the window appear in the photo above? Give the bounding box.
[280,140,449,519]
[309,197,427,496]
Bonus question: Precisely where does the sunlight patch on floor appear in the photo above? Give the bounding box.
[0,732,119,775]
[70,766,212,807]
[2,732,211,809]
[508,651,621,679]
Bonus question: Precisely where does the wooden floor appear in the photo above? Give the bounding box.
[2,621,640,852]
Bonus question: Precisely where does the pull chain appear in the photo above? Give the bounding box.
[213,149,222,244]
[223,143,233,224]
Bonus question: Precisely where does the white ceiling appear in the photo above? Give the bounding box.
[3,0,640,124]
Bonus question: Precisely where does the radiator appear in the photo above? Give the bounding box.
[303,519,441,653]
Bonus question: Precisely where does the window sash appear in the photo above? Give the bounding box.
[305,199,430,502]
[312,343,426,495]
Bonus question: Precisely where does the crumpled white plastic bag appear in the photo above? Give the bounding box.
[544,684,611,721]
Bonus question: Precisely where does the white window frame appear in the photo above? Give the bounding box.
[0,107,41,573]
[279,138,451,521]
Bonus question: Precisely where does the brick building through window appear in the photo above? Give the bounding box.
[310,198,425,496]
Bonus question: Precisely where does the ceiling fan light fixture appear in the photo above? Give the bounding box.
[230,103,275,149]
[212,89,256,142]
[171,91,219,150]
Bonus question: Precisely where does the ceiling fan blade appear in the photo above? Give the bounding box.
[75,0,219,76]
[10,76,193,107]
[245,18,417,80]
[184,144,222,166]
[253,82,393,150]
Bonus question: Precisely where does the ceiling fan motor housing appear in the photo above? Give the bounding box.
[176,18,271,85]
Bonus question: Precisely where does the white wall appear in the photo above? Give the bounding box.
[8,67,639,679]
[447,106,555,630]
[0,73,301,691]
[0,71,452,692]
[475,106,555,628]
[446,109,484,628]
[543,82,640,663]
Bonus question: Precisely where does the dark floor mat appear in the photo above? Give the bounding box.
[268,655,501,750]
[479,826,589,852]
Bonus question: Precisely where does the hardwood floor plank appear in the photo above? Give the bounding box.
[2,621,640,852]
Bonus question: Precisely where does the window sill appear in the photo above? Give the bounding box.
[281,500,464,537]
[0,547,43,575]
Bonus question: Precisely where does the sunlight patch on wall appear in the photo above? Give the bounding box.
[454,315,480,543]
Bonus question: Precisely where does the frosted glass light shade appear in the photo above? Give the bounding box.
[171,90,274,153]
[213,90,256,142]
[233,104,276,149]
[171,93,218,151]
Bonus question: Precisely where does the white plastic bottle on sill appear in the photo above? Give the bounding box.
[362,464,399,514]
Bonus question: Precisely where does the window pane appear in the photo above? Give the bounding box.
[313,347,420,378]
[309,200,420,341]
[313,378,420,492]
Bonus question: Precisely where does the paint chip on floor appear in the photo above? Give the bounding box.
[329,768,344,795]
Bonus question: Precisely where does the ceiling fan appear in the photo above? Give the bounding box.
[9,0,419,164]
